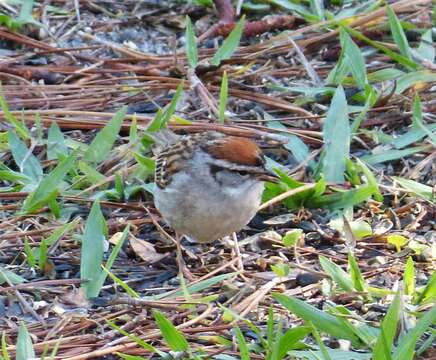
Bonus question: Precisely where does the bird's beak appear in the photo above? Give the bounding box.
[256,168,280,183]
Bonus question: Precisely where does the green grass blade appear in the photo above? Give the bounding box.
[412,95,436,144]
[272,293,361,345]
[319,255,354,292]
[373,292,400,360]
[95,225,130,292]
[84,106,127,163]
[310,322,332,360]
[160,82,184,127]
[81,201,106,298]
[211,16,245,66]
[7,130,42,182]
[107,319,164,355]
[348,252,366,292]
[149,272,237,300]
[185,16,198,68]
[102,266,139,298]
[343,25,418,70]
[234,327,250,360]
[392,305,436,360]
[1,331,10,360]
[47,122,68,160]
[16,323,35,360]
[404,257,415,296]
[386,6,412,60]
[153,310,190,352]
[361,145,431,165]
[0,84,30,140]
[219,71,228,124]
[416,272,436,305]
[22,151,78,213]
[321,86,350,183]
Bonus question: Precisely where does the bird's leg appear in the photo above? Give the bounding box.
[232,232,244,273]
[175,233,195,281]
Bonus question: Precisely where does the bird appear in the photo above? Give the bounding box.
[153,131,277,278]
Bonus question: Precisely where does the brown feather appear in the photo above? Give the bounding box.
[206,136,262,166]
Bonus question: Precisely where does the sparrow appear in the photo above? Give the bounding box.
[153,131,276,277]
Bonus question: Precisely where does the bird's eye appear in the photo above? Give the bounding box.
[237,170,248,176]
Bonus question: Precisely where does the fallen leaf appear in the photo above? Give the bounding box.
[129,236,165,264]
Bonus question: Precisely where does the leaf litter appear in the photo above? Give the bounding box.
[0,0,435,359]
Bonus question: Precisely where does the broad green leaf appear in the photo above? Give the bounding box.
[373,292,401,360]
[211,16,245,66]
[271,263,290,277]
[340,28,367,88]
[308,184,375,210]
[219,71,228,124]
[283,229,303,247]
[322,86,350,183]
[81,201,106,298]
[234,327,250,360]
[7,130,42,182]
[153,310,189,351]
[396,70,436,94]
[47,122,68,160]
[361,145,431,165]
[393,124,436,149]
[387,234,408,252]
[185,16,198,68]
[0,267,26,285]
[326,48,350,85]
[417,29,434,61]
[84,106,127,163]
[404,257,415,296]
[22,151,78,213]
[78,160,106,184]
[276,326,311,359]
[16,323,35,360]
[273,293,361,345]
[387,6,412,60]
[392,306,436,360]
[367,68,405,83]
[267,119,311,165]
[319,255,354,292]
[134,153,156,173]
